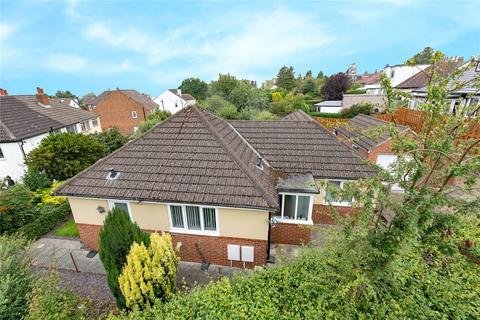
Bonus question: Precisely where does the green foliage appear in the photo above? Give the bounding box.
[99,208,150,309]
[119,233,179,310]
[96,127,129,154]
[0,184,35,234]
[270,93,309,115]
[131,110,171,139]
[0,235,34,320]
[54,218,79,238]
[24,271,86,320]
[340,102,374,118]
[22,170,52,191]
[201,95,239,119]
[308,112,346,118]
[302,77,316,94]
[179,77,208,100]
[228,82,269,111]
[346,88,367,94]
[17,202,71,240]
[250,110,277,120]
[406,46,443,65]
[54,90,78,100]
[34,181,67,205]
[210,74,239,98]
[25,132,106,181]
[271,92,283,102]
[276,66,296,91]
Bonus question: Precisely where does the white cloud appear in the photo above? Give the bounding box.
[0,22,16,41]
[45,54,87,73]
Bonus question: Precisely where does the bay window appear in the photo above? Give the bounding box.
[325,180,353,206]
[169,204,218,235]
[275,193,313,224]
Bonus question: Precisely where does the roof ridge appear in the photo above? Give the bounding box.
[192,107,278,208]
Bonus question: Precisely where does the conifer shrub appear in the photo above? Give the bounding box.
[118,232,179,310]
[99,208,149,309]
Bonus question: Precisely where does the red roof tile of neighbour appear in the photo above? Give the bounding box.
[356,72,382,85]
[93,89,158,110]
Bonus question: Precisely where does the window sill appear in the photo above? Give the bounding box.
[273,218,313,225]
[169,228,219,237]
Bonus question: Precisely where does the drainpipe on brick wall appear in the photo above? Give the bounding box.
[267,212,274,263]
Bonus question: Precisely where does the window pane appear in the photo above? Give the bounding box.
[170,205,184,228]
[326,181,341,203]
[114,202,129,214]
[186,206,201,230]
[283,195,296,219]
[202,208,216,231]
[297,196,310,221]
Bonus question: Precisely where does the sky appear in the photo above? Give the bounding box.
[0,0,479,97]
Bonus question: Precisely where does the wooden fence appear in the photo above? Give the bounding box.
[313,117,349,131]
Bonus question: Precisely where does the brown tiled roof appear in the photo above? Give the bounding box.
[356,72,382,85]
[395,64,457,89]
[335,114,409,151]
[93,89,158,110]
[0,95,98,142]
[56,107,278,210]
[231,119,376,180]
[281,109,313,121]
[169,89,196,101]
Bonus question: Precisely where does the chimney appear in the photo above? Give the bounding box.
[177,89,182,96]
[36,87,49,105]
[0,88,7,96]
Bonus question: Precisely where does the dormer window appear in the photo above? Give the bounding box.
[256,156,263,170]
[107,168,120,180]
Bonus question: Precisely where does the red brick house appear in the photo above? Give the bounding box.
[91,89,158,134]
[56,108,375,268]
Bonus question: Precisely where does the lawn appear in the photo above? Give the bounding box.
[54,218,80,237]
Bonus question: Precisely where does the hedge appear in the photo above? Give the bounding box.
[308,112,346,118]
[17,202,71,240]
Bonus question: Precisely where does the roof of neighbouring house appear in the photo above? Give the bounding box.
[56,106,376,209]
[395,63,459,89]
[281,109,312,121]
[169,89,196,101]
[335,114,410,151]
[0,95,98,142]
[356,72,382,85]
[314,100,343,107]
[81,95,96,106]
[93,89,158,110]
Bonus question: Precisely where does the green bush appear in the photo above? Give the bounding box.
[17,202,71,240]
[22,170,52,192]
[131,110,171,139]
[99,208,150,308]
[0,184,36,234]
[0,235,34,320]
[346,88,367,94]
[308,112,346,118]
[96,127,129,153]
[340,102,373,118]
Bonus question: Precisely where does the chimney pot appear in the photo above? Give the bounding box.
[36,87,44,94]
[36,87,49,105]
[0,89,7,96]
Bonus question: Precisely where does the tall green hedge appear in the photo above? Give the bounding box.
[17,202,71,240]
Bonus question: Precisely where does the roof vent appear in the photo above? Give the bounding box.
[256,156,264,170]
[106,168,120,180]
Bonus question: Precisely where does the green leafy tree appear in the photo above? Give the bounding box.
[250,110,277,120]
[96,127,129,153]
[320,72,351,100]
[228,82,269,111]
[406,46,443,65]
[119,232,179,310]
[131,110,171,139]
[0,235,34,320]
[276,66,296,91]
[210,74,239,98]
[0,185,35,234]
[54,90,78,100]
[25,133,106,181]
[22,170,52,192]
[179,77,208,100]
[99,208,149,308]
[270,93,309,115]
[201,95,238,119]
[302,77,316,94]
[316,70,325,79]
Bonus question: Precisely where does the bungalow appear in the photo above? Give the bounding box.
[56,107,375,268]
[153,89,196,114]
[313,100,343,113]
[0,88,102,181]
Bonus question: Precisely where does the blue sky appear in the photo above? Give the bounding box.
[1,0,479,97]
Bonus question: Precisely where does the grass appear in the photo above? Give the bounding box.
[54,218,80,238]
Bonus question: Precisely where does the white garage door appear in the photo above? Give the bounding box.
[376,154,397,170]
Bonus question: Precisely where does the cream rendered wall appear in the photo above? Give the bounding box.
[130,202,169,231]
[218,208,269,240]
[313,180,326,205]
[68,198,109,225]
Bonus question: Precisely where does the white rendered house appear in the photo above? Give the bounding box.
[153,89,196,114]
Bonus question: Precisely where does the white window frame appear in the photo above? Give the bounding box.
[131,111,138,119]
[275,193,313,225]
[167,203,219,236]
[91,118,99,127]
[108,200,134,222]
[324,180,353,207]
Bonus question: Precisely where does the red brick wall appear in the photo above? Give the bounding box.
[76,223,267,268]
[270,223,310,245]
[368,139,393,163]
[312,204,358,224]
[94,91,150,134]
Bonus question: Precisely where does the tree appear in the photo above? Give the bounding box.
[270,93,309,115]
[305,70,313,78]
[302,77,316,95]
[179,77,208,101]
[54,90,78,100]
[276,66,296,91]
[201,95,238,119]
[131,110,171,139]
[118,232,179,310]
[22,170,52,192]
[228,82,269,111]
[25,133,106,181]
[320,72,351,100]
[0,185,35,234]
[210,74,239,98]
[316,71,325,79]
[96,127,129,154]
[98,208,149,308]
[406,46,441,65]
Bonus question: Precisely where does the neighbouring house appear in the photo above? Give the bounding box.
[153,89,196,114]
[90,89,159,134]
[313,100,343,113]
[0,87,102,181]
[410,60,480,115]
[55,107,375,268]
[49,97,80,108]
[81,95,96,110]
[342,94,387,112]
[334,114,413,183]
[360,65,430,95]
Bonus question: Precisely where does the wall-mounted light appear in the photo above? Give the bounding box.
[97,206,106,214]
